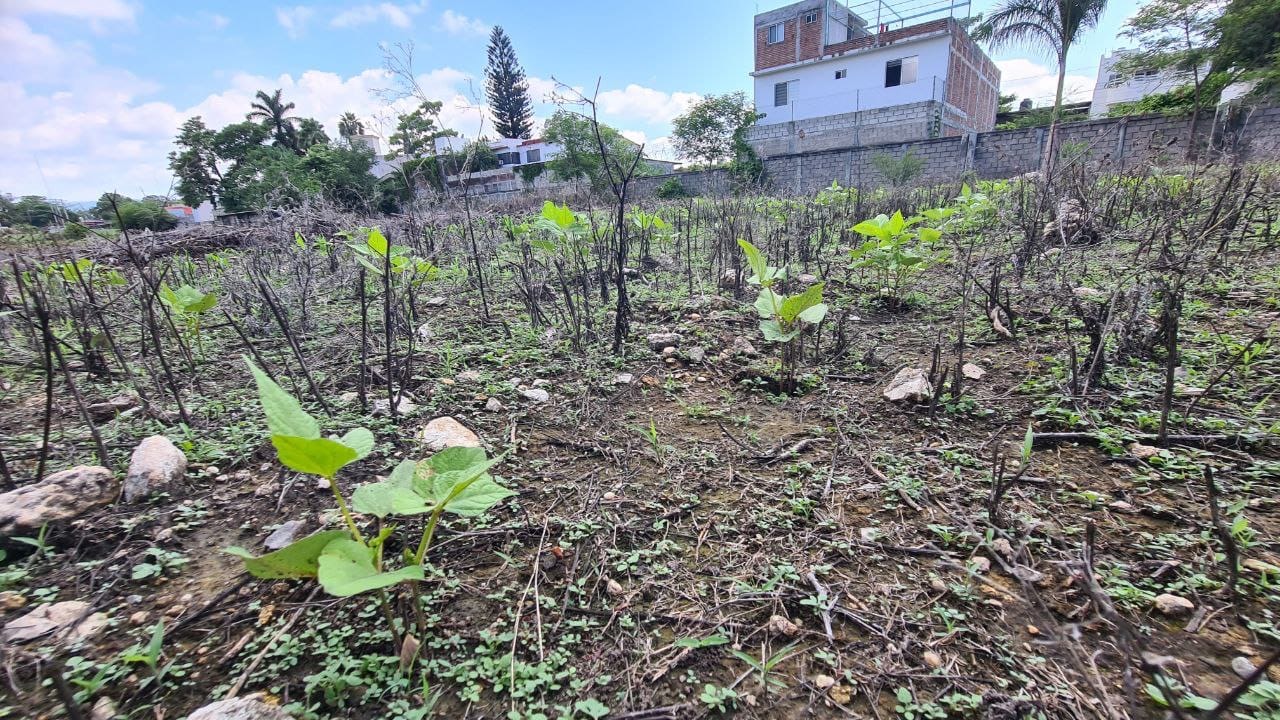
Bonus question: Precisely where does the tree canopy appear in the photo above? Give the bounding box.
[542,110,657,189]
[484,26,534,139]
[670,92,760,167]
[388,100,456,159]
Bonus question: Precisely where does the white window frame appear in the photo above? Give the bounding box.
[774,81,789,107]
[767,22,785,44]
[885,55,919,87]
[835,69,847,80]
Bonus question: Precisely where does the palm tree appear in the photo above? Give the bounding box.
[295,118,330,152]
[248,89,299,151]
[338,112,364,138]
[974,0,1107,169]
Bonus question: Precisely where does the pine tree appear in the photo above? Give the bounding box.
[484,26,534,139]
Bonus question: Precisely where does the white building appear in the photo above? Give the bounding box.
[747,0,999,155]
[1089,51,1208,118]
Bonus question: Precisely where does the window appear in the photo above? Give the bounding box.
[804,11,817,23]
[835,69,847,80]
[525,148,541,163]
[846,23,856,41]
[774,81,789,107]
[497,151,520,166]
[767,22,784,44]
[885,56,918,87]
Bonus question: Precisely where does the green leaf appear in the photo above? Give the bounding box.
[352,481,433,518]
[759,319,799,343]
[754,288,781,319]
[366,227,388,256]
[779,283,824,323]
[246,359,319,439]
[851,218,888,239]
[340,427,375,460]
[796,302,827,325]
[352,460,431,518]
[887,211,906,236]
[316,538,424,597]
[1021,423,1035,463]
[415,450,513,517]
[918,226,941,243]
[737,239,766,282]
[224,530,348,579]
[273,435,358,478]
[540,200,577,229]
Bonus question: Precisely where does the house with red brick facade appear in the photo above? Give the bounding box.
[746,0,1000,156]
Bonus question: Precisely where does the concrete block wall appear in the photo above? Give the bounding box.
[745,101,941,156]
[584,106,1280,201]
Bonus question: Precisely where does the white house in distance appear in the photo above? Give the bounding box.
[746,0,1000,156]
[1089,50,1208,118]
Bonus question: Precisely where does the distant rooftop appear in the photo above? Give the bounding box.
[755,0,971,33]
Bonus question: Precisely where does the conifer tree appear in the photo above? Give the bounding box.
[484,26,534,139]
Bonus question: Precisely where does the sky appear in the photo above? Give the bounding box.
[0,0,1142,204]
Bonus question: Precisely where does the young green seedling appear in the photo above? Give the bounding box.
[737,239,828,393]
[225,359,514,600]
[158,282,217,353]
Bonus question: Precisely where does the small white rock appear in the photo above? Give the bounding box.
[1153,593,1194,617]
[961,363,986,380]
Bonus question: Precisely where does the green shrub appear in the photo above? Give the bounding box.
[655,178,690,199]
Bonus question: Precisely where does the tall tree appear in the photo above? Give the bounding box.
[295,118,330,152]
[338,112,365,138]
[484,26,534,139]
[1213,0,1280,92]
[167,116,222,207]
[248,88,299,151]
[1119,0,1220,153]
[388,100,456,159]
[670,92,761,167]
[974,0,1107,170]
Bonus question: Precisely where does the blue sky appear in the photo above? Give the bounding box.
[0,0,1140,202]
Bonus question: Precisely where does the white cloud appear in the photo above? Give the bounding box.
[619,130,677,161]
[437,9,488,36]
[275,5,315,38]
[996,58,1095,107]
[0,0,134,22]
[209,14,230,29]
[596,84,700,124]
[332,2,427,29]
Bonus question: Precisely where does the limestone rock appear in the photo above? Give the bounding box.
[1072,287,1105,300]
[123,436,187,503]
[422,296,447,308]
[1153,593,1194,617]
[0,591,27,611]
[614,373,634,385]
[646,332,681,351]
[0,466,118,534]
[797,273,819,285]
[484,397,504,412]
[520,388,550,403]
[1128,442,1159,460]
[90,697,118,720]
[767,614,800,637]
[1233,656,1257,679]
[883,367,932,403]
[3,600,107,643]
[416,323,434,342]
[685,347,706,364]
[731,337,757,356]
[456,370,482,383]
[418,417,481,452]
[264,520,306,551]
[371,393,417,416]
[1042,197,1097,245]
[88,393,137,420]
[961,363,986,380]
[718,269,739,289]
[187,693,294,720]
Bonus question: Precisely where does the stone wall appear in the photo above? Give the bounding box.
[633,106,1280,199]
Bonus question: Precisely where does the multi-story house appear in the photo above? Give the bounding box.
[746,0,1000,156]
[1088,51,1207,118]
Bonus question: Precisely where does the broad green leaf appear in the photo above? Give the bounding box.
[918,227,941,243]
[754,288,781,319]
[851,219,888,239]
[340,427,375,460]
[187,292,217,313]
[273,435,358,478]
[366,227,388,256]
[887,211,906,236]
[352,480,433,518]
[779,283,824,323]
[439,474,515,517]
[246,359,319,439]
[737,239,766,282]
[224,530,348,579]
[317,538,424,597]
[759,319,799,343]
[541,201,577,229]
[422,446,488,474]
[796,302,827,325]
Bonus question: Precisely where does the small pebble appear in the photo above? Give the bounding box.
[1232,656,1256,679]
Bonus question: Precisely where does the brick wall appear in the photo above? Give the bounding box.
[756,18,800,71]
[629,107,1280,199]
[943,23,1000,134]
[821,19,949,59]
